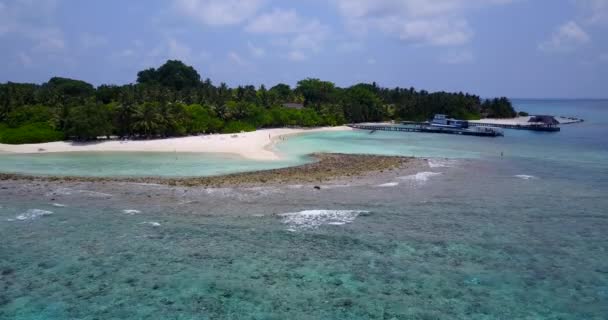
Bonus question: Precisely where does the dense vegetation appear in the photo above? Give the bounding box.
[0,60,516,143]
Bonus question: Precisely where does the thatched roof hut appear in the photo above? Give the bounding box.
[529,115,559,126]
[283,103,304,109]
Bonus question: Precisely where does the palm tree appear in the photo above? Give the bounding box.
[132,102,163,138]
[114,103,137,138]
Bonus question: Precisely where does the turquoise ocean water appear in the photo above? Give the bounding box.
[1,99,607,319]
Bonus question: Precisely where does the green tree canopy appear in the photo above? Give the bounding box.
[137,60,201,91]
[0,59,518,143]
[296,78,337,108]
[45,77,95,97]
[269,83,292,103]
[65,102,113,140]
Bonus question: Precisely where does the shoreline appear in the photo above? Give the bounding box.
[0,153,424,188]
[0,126,352,161]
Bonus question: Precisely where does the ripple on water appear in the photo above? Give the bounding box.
[46,188,112,198]
[279,209,369,231]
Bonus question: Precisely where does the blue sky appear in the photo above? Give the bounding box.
[0,0,607,98]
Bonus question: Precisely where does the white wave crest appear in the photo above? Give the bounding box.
[400,172,442,182]
[279,209,369,230]
[52,203,66,207]
[123,209,142,215]
[515,175,537,180]
[428,159,459,168]
[377,182,399,187]
[14,209,53,221]
[320,184,352,189]
[140,221,161,227]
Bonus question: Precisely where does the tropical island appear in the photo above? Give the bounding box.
[0,60,516,144]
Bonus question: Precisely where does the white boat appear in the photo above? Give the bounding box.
[430,114,469,129]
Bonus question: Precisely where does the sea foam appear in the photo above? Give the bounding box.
[279,209,369,230]
[428,158,459,168]
[377,182,399,187]
[123,209,142,215]
[140,221,161,227]
[400,172,442,182]
[515,175,537,180]
[14,209,53,221]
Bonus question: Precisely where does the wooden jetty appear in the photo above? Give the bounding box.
[348,124,503,137]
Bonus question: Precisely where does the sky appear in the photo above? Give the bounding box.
[0,0,607,98]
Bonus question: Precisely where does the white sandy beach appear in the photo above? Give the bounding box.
[0,126,351,160]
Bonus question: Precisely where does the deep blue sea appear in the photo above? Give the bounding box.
[1,99,607,319]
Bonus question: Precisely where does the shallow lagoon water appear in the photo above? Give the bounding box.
[1,100,606,177]
[1,99,608,319]
[0,152,303,177]
[1,157,607,319]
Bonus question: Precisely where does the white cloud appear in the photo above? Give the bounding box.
[335,41,364,53]
[439,50,474,64]
[393,18,472,46]
[17,52,33,67]
[248,41,265,58]
[167,38,193,61]
[117,49,136,58]
[32,28,65,52]
[578,0,608,26]
[199,50,212,60]
[0,0,65,53]
[246,8,296,34]
[80,33,108,49]
[111,37,208,69]
[287,50,307,61]
[246,8,330,61]
[538,21,591,52]
[174,0,265,26]
[333,0,513,46]
[246,8,329,38]
[228,51,249,66]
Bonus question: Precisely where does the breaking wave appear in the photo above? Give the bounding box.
[123,209,142,215]
[13,209,54,221]
[428,158,459,168]
[279,209,369,231]
[140,221,161,227]
[515,175,537,180]
[399,172,442,182]
[377,182,399,187]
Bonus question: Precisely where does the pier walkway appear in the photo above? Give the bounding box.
[348,124,503,137]
[467,122,560,132]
